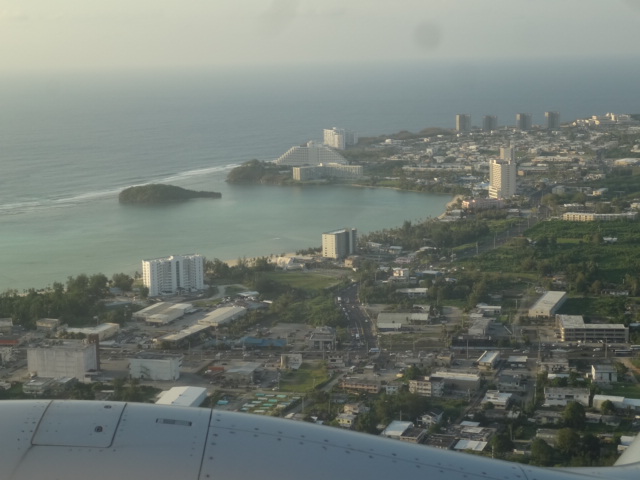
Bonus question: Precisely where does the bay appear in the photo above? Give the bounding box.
[0,175,450,292]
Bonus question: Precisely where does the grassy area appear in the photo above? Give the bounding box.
[278,363,330,393]
[224,285,248,295]
[558,296,629,320]
[378,331,447,351]
[260,271,345,291]
[602,382,640,398]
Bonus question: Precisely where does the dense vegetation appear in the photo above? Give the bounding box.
[0,273,140,328]
[226,159,292,185]
[462,219,640,300]
[118,184,221,204]
[206,257,348,328]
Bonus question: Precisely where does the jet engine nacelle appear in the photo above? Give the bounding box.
[0,400,639,480]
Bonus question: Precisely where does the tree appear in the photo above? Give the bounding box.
[556,428,580,457]
[581,433,601,461]
[530,438,554,466]
[600,399,616,415]
[111,273,134,291]
[491,433,514,456]
[563,401,586,429]
[614,361,629,378]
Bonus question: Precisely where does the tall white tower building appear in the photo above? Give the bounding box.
[142,254,205,297]
[515,113,532,131]
[322,228,357,259]
[500,145,515,162]
[482,115,498,132]
[456,114,471,132]
[323,127,358,150]
[489,147,517,199]
[545,111,560,130]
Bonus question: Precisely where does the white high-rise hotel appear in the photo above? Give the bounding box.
[488,146,517,199]
[142,254,205,297]
[322,228,357,259]
[323,127,358,150]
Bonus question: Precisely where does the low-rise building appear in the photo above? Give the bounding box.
[544,387,590,407]
[134,302,193,325]
[395,288,428,298]
[385,384,401,395]
[198,306,247,327]
[468,317,492,336]
[481,390,512,409]
[506,356,528,368]
[156,386,208,407]
[419,410,444,427]
[536,429,559,446]
[424,434,457,450]
[592,364,618,384]
[381,421,427,444]
[0,318,13,335]
[293,163,363,181]
[343,403,369,415]
[129,352,183,381]
[157,324,212,349]
[556,314,628,343]
[593,394,640,412]
[476,305,502,317]
[376,312,430,326]
[477,351,500,370]
[27,340,99,381]
[409,376,444,397]
[336,413,357,429]
[340,379,381,394]
[533,410,563,425]
[224,362,262,384]
[562,212,638,222]
[64,323,120,341]
[22,377,57,396]
[433,371,481,393]
[498,374,527,392]
[454,440,488,452]
[280,354,303,370]
[308,326,337,351]
[36,318,60,332]
[539,358,570,373]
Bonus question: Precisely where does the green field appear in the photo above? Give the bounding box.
[278,363,331,393]
[602,382,640,398]
[260,271,345,291]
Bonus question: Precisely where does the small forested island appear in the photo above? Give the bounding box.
[118,184,221,204]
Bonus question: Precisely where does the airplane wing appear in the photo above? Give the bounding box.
[1,399,639,480]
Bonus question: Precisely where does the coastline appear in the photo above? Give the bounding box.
[224,193,457,268]
[224,252,307,268]
[438,194,464,219]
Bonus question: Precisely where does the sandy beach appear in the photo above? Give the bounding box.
[438,194,464,219]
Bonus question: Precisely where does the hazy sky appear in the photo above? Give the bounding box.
[2,0,640,72]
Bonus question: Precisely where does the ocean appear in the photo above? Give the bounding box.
[1,57,639,292]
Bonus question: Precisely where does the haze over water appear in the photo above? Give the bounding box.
[1,58,639,291]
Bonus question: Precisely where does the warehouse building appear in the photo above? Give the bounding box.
[134,302,194,325]
[156,386,208,407]
[528,291,567,318]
